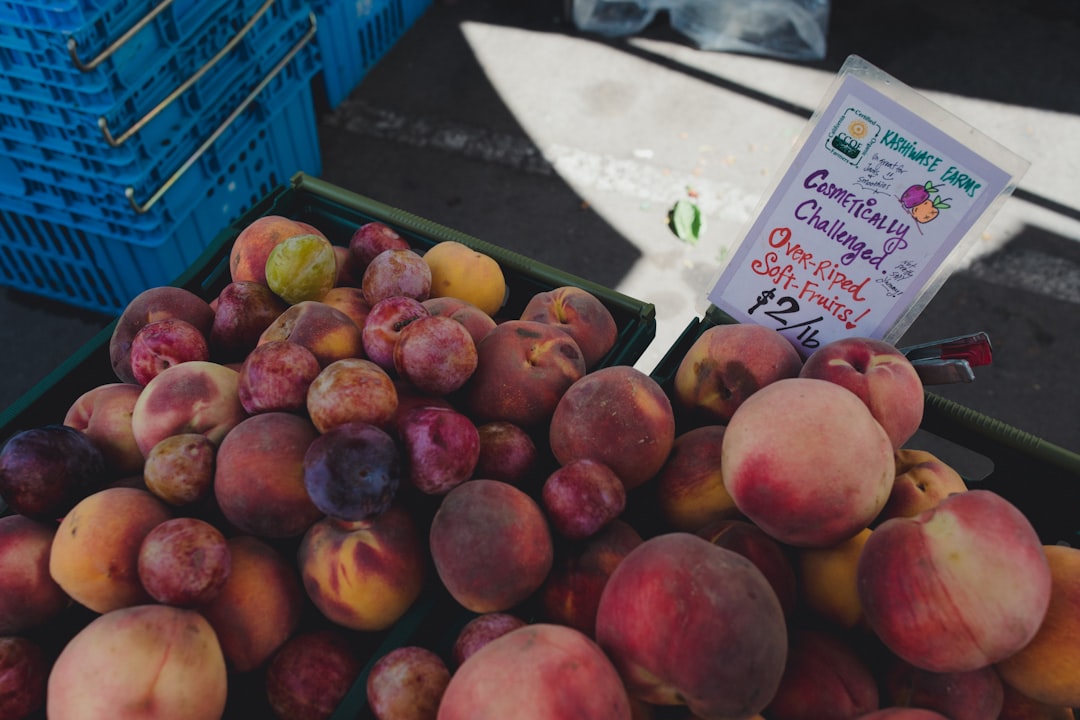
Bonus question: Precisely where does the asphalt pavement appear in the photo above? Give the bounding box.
[2,0,1079,464]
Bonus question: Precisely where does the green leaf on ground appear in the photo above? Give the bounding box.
[670,200,704,244]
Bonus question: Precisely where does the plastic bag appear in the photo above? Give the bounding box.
[570,0,830,61]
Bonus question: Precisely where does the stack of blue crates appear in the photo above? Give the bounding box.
[313,0,432,109]
[0,0,324,314]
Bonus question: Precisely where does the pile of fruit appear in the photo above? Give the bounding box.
[1,213,1077,720]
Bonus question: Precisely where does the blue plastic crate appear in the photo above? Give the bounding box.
[315,0,432,109]
[0,1,317,187]
[0,10,319,237]
[0,0,158,35]
[0,40,322,313]
[0,0,309,116]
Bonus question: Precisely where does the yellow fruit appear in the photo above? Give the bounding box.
[265,233,337,304]
[422,241,507,317]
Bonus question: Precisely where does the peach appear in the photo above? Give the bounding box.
[321,285,371,329]
[0,514,70,635]
[306,357,398,433]
[349,221,409,270]
[46,604,227,720]
[539,518,643,636]
[796,526,872,629]
[654,424,737,533]
[884,657,1004,720]
[858,490,1052,673]
[63,382,144,478]
[422,240,507,318]
[877,449,967,523]
[450,613,529,669]
[697,518,798,617]
[208,280,287,362]
[763,627,880,720]
[109,285,215,384]
[672,322,803,423]
[265,629,364,720]
[394,315,478,396]
[999,683,1077,720]
[129,318,210,386]
[49,487,172,614]
[366,646,451,720]
[0,424,107,521]
[996,544,1080,707]
[362,248,432,305]
[237,339,322,415]
[422,296,497,345]
[721,377,895,547]
[549,366,675,491]
[229,214,312,285]
[520,286,619,369]
[130,360,247,457]
[333,244,361,287]
[214,412,323,539]
[541,458,626,540]
[799,336,925,450]
[137,517,231,607]
[258,300,365,368]
[594,532,788,718]
[199,535,305,672]
[437,623,632,720]
[465,320,586,428]
[303,421,401,521]
[142,432,216,507]
[474,420,538,486]
[298,504,426,631]
[0,636,47,720]
[400,406,479,496]
[429,479,553,613]
[362,296,430,372]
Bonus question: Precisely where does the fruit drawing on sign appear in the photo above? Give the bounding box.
[900,181,951,230]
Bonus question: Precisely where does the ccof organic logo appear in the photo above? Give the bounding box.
[827,108,880,165]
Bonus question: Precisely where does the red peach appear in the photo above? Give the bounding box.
[208,280,288,363]
[0,514,70,635]
[721,377,895,547]
[520,285,618,369]
[465,320,586,428]
[437,623,632,720]
[697,518,798,617]
[799,336,925,450]
[654,424,737,533]
[0,636,47,720]
[63,382,144,478]
[258,300,365,368]
[877,449,967,523]
[858,490,1051,673]
[549,366,675,491]
[214,412,323,539]
[884,657,1004,720]
[130,360,247,457]
[429,479,553,613]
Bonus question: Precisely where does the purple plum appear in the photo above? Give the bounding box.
[303,422,400,521]
[0,425,106,520]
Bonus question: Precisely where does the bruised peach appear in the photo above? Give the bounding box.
[298,504,426,631]
[520,286,618,369]
[258,300,365,368]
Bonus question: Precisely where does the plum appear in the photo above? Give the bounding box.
[0,425,106,520]
[303,422,401,521]
[400,406,480,495]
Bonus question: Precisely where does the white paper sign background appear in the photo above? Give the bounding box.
[708,73,1013,357]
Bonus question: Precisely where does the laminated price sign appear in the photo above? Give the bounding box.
[708,55,1029,356]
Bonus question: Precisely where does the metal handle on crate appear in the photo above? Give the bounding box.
[98,0,276,148]
[67,0,177,71]
[125,11,317,214]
